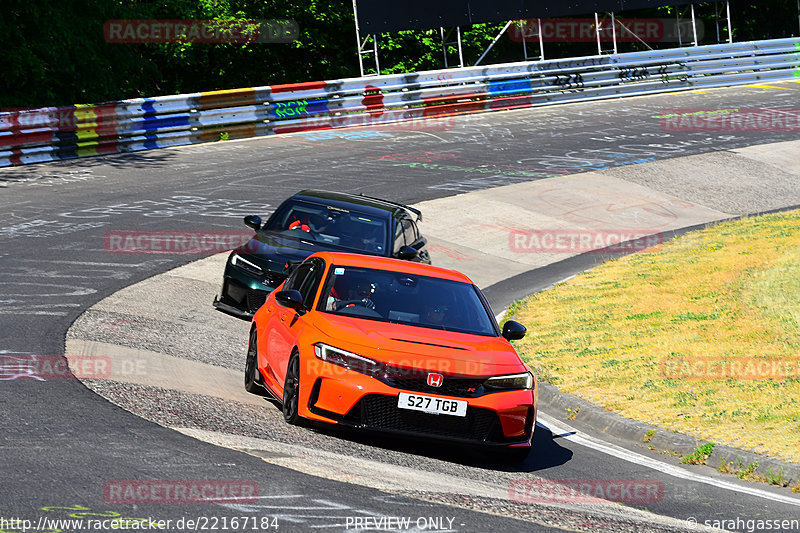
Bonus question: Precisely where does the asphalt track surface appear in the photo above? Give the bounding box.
[1,82,800,532]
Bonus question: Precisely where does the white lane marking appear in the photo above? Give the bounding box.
[248,495,307,499]
[0,282,96,297]
[537,412,800,507]
[14,259,165,268]
[0,311,69,316]
[218,497,432,530]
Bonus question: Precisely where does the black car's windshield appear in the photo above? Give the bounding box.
[318,265,498,336]
[263,200,388,255]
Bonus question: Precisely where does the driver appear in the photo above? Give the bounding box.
[423,303,448,325]
[421,290,455,328]
[327,276,376,311]
[287,214,311,232]
[288,213,328,235]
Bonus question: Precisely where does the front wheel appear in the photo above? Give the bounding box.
[282,352,302,425]
[244,328,267,396]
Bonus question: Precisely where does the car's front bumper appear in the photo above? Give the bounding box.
[213,261,283,319]
[300,362,536,447]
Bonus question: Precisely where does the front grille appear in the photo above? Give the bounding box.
[387,376,486,398]
[354,394,500,443]
[378,366,487,398]
[246,289,268,312]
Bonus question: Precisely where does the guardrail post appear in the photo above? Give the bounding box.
[475,21,512,66]
[726,0,733,43]
[521,20,528,60]
[519,19,544,61]
[537,19,544,60]
[611,12,618,55]
[595,13,602,55]
[351,0,379,76]
[440,27,464,68]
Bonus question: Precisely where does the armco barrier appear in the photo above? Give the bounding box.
[1,37,798,167]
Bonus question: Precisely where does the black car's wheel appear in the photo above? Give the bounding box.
[245,328,267,396]
[282,352,302,425]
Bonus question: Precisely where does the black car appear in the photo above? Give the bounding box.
[213,190,431,319]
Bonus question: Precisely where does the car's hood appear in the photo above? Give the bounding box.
[311,313,526,376]
[234,232,317,271]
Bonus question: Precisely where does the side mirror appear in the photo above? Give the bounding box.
[396,245,419,260]
[275,289,304,312]
[244,215,262,231]
[502,320,527,341]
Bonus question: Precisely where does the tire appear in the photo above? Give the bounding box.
[282,352,302,425]
[244,327,267,396]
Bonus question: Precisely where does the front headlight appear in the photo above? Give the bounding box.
[231,253,263,275]
[483,372,533,391]
[314,343,382,377]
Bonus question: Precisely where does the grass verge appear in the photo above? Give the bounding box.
[508,210,800,463]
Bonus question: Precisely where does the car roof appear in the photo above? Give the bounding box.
[309,252,473,284]
[292,190,413,220]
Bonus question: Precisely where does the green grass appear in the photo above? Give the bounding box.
[511,210,800,463]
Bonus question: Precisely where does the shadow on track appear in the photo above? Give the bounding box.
[290,415,573,473]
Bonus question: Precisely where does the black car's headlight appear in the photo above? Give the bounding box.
[231,253,263,275]
[483,372,534,391]
[314,343,382,377]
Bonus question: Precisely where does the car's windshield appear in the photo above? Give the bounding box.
[263,200,388,255]
[318,265,498,336]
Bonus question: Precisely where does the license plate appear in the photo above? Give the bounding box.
[397,393,467,417]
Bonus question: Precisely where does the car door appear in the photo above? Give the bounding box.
[397,217,430,263]
[264,263,310,387]
[269,259,325,390]
[409,219,430,263]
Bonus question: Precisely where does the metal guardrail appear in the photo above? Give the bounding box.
[1,37,798,167]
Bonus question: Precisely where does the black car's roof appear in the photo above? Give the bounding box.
[292,190,413,220]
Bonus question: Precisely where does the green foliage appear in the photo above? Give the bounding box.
[680,442,715,464]
[0,0,356,106]
[0,0,797,107]
[736,459,759,479]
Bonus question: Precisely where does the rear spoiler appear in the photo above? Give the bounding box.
[358,193,423,222]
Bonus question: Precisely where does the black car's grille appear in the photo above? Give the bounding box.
[354,394,500,442]
[246,289,268,312]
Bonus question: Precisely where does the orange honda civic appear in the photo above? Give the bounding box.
[245,251,537,459]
